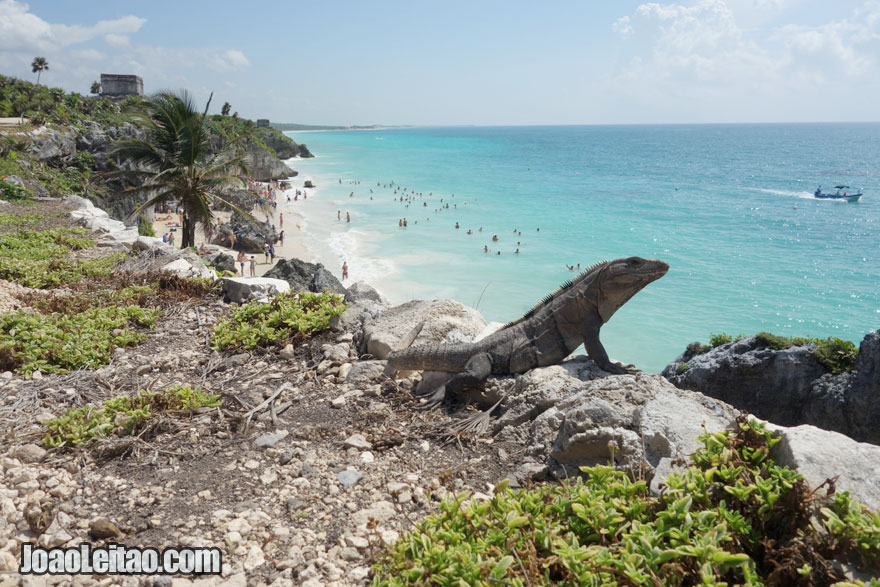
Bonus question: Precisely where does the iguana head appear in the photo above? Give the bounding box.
[596,257,669,322]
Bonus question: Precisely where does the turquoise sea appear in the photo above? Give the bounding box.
[283,124,880,373]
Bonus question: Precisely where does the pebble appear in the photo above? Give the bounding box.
[343,434,372,450]
[330,396,346,409]
[9,444,46,463]
[337,470,363,488]
[254,431,287,449]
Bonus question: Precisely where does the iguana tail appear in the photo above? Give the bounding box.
[385,342,479,374]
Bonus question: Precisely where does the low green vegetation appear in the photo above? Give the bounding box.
[137,214,155,237]
[372,419,880,586]
[754,332,859,374]
[676,362,690,374]
[211,291,346,351]
[0,179,31,202]
[0,225,125,288]
[43,385,221,448]
[710,332,744,347]
[0,305,158,377]
[686,331,859,375]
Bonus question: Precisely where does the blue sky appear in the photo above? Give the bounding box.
[2,0,879,125]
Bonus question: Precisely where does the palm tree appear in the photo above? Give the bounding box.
[31,57,48,85]
[111,90,252,249]
[221,101,231,116]
[90,81,101,95]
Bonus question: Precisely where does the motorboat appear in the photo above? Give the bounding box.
[814,185,862,201]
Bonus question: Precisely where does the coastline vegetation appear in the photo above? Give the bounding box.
[371,418,880,586]
[43,384,221,448]
[686,332,859,375]
[211,291,346,351]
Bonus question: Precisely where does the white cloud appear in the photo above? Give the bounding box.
[208,49,251,72]
[0,0,54,51]
[104,33,131,49]
[0,1,145,52]
[613,15,634,38]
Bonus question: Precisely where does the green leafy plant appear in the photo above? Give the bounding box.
[0,305,158,376]
[211,291,346,351]
[710,332,744,347]
[814,337,859,375]
[137,214,156,237]
[754,331,793,350]
[676,362,690,374]
[371,418,880,586]
[0,180,31,201]
[43,384,221,448]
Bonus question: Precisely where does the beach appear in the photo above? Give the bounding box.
[150,182,317,278]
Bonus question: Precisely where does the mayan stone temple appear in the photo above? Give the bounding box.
[99,74,144,97]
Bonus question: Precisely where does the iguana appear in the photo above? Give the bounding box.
[385,257,669,412]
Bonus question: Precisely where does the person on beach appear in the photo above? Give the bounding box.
[237,251,246,276]
[168,232,175,247]
[342,261,349,280]
[279,213,283,228]
[279,231,284,245]
[484,245,489,253]
[264,243,270,264]
[249,256,256,277]
[337,210,341,221]
[269,244,275,263]
[346,212,351,223]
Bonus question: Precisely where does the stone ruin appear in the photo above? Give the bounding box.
[99,74,144,97]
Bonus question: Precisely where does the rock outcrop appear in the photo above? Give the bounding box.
[212,214,278,255]
[767,423,880,512]
[264,258,345,296]
[221,277,290,304]
[360,299,488,360]
[486,357,740,480]
[662,332,880,444]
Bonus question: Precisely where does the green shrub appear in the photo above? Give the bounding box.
[755,331,793,350]
[814,337,859,375]
[211,291,346,351]
[43,384,221,448]
[753,332,858,374]
[686,341,711,356]
[0,305,158,377]
[709,332,744,347]
[0,180,30,201]
[676,363,690,374]
[372,419,880,586]
[138,214,156,237]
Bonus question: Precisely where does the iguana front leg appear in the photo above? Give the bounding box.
[417,353,492,409]
[582,312,629,374]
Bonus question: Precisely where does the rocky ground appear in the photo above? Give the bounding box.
[0,286,526,586]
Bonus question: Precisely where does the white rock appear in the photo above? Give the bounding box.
[343,434,372,450]
[769,423,880,511]
[243,545,265,570]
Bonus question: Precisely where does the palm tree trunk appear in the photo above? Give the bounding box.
[182,215,196,249]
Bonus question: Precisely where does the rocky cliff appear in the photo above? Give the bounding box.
[662,331,880,444]
[20,118,305,220]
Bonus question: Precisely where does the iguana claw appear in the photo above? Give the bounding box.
[414,385,447,410]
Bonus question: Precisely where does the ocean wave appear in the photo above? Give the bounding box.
[328,230,397,286]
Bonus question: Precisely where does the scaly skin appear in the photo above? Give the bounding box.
[386,257,669,405]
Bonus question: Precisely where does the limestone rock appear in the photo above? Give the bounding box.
[264,258,345,295]
[344,281,389,305]
[205,252,236,274]
[344,360,386,384]
[362,299,488,360]
[663,331,880,444]
[495,356,739,478]
[221,277,290,304]
[9,443,47,463]
[769,423,880,511]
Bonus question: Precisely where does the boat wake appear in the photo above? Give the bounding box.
[748,188,817,200]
